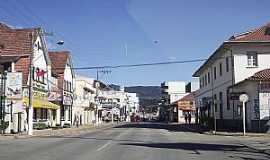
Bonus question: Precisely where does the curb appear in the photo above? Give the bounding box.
[0,122,118,140]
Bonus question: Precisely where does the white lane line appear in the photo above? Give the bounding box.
[97,141,111,151]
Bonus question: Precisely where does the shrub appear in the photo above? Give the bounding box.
[33,122,47,130]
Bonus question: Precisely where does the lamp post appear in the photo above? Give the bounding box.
[95,81,100,126]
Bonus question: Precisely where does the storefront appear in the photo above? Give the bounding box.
[23,89,59,128]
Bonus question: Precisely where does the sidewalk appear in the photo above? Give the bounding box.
[0,122,115,140]
[173,123,270,155]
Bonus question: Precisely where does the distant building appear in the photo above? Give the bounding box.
[161,81,198,122]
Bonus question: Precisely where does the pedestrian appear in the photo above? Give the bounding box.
[184,113,188,124]
[188,112,192,124]
[76,115,79,128]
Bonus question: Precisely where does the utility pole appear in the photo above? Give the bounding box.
[28,32,34,136]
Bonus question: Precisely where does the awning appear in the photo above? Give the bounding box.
[23,98,60,110]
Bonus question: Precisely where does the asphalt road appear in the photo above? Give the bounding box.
[0,122,269,160]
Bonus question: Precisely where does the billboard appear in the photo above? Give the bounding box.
[6,72,22,100]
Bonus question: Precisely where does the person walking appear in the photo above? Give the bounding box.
[188,112,192,124]
[184,113,188,124]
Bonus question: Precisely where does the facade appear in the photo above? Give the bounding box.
[161,81,198,122]
[0,23,59,133]
[172,92,196,123]
[73,75,96,126]
[126,93,140,122]
[49,51,75,126]
[193,22,270,132]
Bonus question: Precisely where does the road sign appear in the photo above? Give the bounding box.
[239,94,249,102]
[239,94,248,136]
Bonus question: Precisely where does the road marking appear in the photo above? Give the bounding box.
[97,141,111,151]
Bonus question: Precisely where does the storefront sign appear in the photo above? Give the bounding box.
[63,95,72,105]
[48,92,61,101]
[178,101,195,111]
[229,92,246,100]
[6,72,22,99]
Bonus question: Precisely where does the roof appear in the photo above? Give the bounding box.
[171,92,196,105]
[179,92,195,102]
[229,22,270,42]
[0,22,40,85]
[193,22,270,77]
[48,51,70,75]
[247,69,270,81]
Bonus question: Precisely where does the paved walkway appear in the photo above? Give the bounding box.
[0,122,115,140]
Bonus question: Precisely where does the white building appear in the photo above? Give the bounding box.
[73,75,96,126]
[193,22,270,132]
[126,93,140,121]
[161,81,187,104]
[49,51,75,127]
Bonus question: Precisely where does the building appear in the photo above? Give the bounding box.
[73,75,96,126]
[172,92,196,123]
[126,93,140,122]
[193,22,270,132]
[161,81,187,105]
[0,23,59,133]
[161,81,198,122]
[49,51,75,126]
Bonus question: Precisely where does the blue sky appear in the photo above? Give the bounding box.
[0,0,270,86]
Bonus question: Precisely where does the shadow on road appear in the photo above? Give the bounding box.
[120,142,270,159]
[114,122,208,133]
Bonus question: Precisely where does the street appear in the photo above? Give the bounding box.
[0,122,269,160]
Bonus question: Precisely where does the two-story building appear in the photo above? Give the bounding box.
[49,51,75,126]
[0,23,59,133]
[193,22,270,132]
[73,75,96,126]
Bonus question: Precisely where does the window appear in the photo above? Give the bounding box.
[219,92,223,119]
[214,67,217,79]
[208,72,210,84]
[61,106,65,120]
[226,90,230,110]
[247,53,258,67]
[214,94,217,111]
[204,74,207,86]
[202,76,204,87]
[226,57,229,72]
[219,63,222,76]
[237,104,242,116]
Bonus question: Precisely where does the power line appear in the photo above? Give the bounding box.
[53,58,207,70]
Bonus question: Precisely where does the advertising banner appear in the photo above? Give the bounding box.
[6,72,22,100]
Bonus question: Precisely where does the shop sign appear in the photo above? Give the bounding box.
[178,100,195,111]
[63,95,72,105]
[6,72,22,100]
[229,92,245,100]
[48,92,62,101]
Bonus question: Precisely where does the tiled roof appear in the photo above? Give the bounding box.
[48,51,72,92]
[247,69,270,81]
[229,22,270,42]
[48,51,70,74]
[179,92,195,102]
[0,23,39,85]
